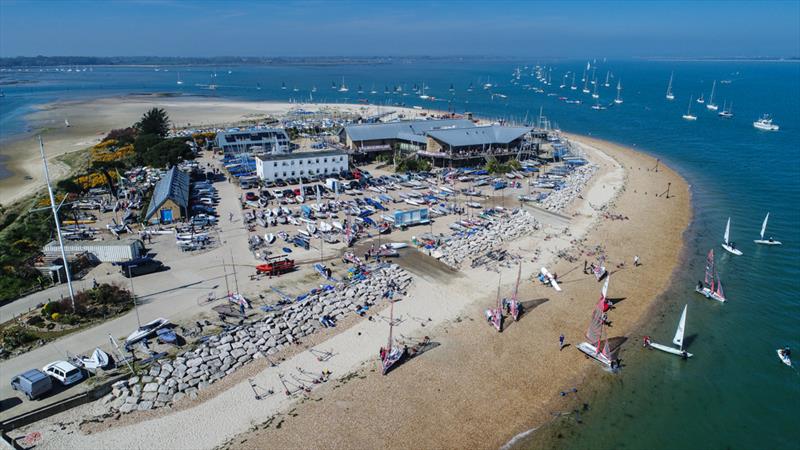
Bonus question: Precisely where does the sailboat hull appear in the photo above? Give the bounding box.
[754,239,782,246]
[576,342,612,367]
[695,287,726,303]
[649,342,693,358]
[776,349,792,367]
[721,243,743,255]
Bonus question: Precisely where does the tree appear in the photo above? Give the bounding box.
[136,108,170,138]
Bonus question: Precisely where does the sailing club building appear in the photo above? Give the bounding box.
[340,119,536,167]
[255,150,349,182]
[215,128,291,156]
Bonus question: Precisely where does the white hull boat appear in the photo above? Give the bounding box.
[753,212,781,245]
[649,304,693,358]
[265,233,276,244]
[722,217,743,255]
[77,348,111,371]
[577,342,613,367]
[777,349,792,367]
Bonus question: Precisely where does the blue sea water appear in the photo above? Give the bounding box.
[0,60,798,449]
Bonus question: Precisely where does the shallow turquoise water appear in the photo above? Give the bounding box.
[1,60,798,449]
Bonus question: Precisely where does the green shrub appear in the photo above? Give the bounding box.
[1,326,38,348]
[42,301,60,316]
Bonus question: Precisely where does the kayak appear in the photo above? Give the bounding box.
[282,247,293,253]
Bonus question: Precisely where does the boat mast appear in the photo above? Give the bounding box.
[39,136,76,310]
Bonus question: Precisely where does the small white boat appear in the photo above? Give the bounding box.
[754,212,781,245]
[696,93,705,104]
[306,224,317,235]
[613,80,623,104]
[126,318,170,346]
[466,201,482,209]
[753,114,779,131]
[682,96,697,121]
[76,348,111,371]
[721,217,743,255]
[265,233,276,244]
[666,71,675,100]
[577,341,613,367]
[648,305,693,358]
[777,349,792,367]
[540,267,561,292]
[385,242,408,249]
[706,80,718,110]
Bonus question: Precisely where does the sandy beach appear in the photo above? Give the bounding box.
[4,97,690,449]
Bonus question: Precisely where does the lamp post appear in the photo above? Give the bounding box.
[127,265,141,327]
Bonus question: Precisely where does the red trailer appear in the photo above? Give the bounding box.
[256,258,295,276]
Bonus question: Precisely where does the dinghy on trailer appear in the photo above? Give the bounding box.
[695,249,726,302]
[721,217,743,255]
[754,212,782,245]
[648,304,693,358]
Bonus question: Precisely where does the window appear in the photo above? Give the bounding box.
[324,158,328,163]
[316,158,319,163]
[273,162,277,167]
[299,160,303,165]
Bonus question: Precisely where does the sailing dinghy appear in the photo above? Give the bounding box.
[649,304,693,357]
[753,213,782,245]
[695,249,726,302]
[379,300,406,375]
[721,217,743,255]
[487,277,503,332]
[577,295,615,368]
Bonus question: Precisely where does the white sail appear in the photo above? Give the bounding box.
[724,217,731,245]
[601,275,609,299]
[672,305,687,349]
[760,213,769,240]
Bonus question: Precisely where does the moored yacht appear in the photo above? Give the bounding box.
[753,114,779,131]
[682,96,697,120]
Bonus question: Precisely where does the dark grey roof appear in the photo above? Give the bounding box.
[426,125,532,147]
[255,150,347,161]
[344,119,474,142]
[145,167,190,220]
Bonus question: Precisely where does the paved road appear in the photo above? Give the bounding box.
[0,154,260,419]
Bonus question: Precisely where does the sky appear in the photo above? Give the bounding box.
[1,0,799,58]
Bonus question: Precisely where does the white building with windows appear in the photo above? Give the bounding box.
[255,150,349,182]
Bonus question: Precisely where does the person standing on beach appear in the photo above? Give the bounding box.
[634,255,640,267]
[559,334,565,350]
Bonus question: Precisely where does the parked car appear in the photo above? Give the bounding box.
[245,192,258,201]
[286,177,298,185]
[119,258,165,278]
[10,369,52,400]
[275,179,287,187]
[42,361,83,386]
